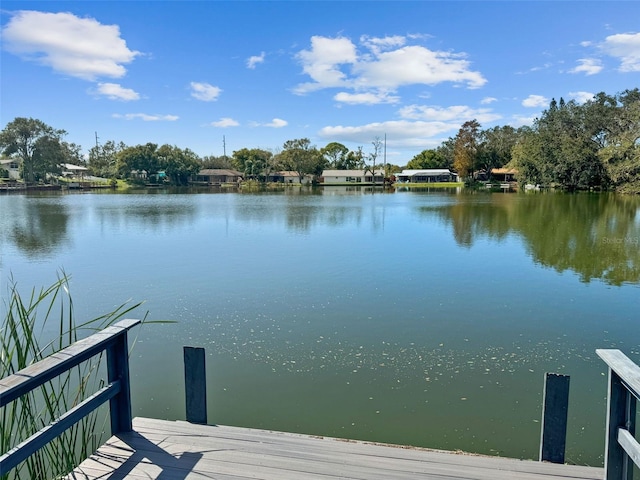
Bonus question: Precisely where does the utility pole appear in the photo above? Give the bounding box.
[223,135,227,163]
[95,132,100,149]
[384,133,387,182]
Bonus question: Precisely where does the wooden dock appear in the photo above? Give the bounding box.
[65,417,602,480]
[6,321,639,480]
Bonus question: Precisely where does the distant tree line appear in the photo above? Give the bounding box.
[1,88,638,192]
[511,89,640,193]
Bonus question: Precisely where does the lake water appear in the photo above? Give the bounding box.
[1,187,639,466]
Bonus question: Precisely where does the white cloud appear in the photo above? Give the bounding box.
[190,82,222,101]
[398,105,501,123]
[295,36,358,93]
[353,45,486,90]
[334,91,400,105]
[601,32,640,72]
[570,58,603,75]
[113,113,178,121]
[1,10,139,80]
[210,118,239,127]
[522,95,549,108]
[94,82,140,101]
[319,120,458,147]
[359,35,406,55]
[251,118,288,128]
[569,91,595,104]
[510,114,537,128]
[294,34,486,98]
[265,118,287,128]
[481,97,497,105]
[247,52,265,69]
[515,63,553,75]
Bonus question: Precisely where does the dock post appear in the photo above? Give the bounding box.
[183,346,207,424]
[106,327,133,434]
[539,372,570,463]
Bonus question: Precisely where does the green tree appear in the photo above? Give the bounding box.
[232,148,273,181]
[321,142,349,169]
[534,99,606,190]
[88,140,126,178]
[476,125,521,179]
[201,154,233,169]
[344,146,365,170]
[509,126,547,186]
[116,143,161,181]
[157,144,201,185]
[31,136,65,181]
[280,138,324,183]
[0,117,67,183]
[453,120,481,181]
[435,137,455,170]
[406,149,448,169]
[593,89,640,193]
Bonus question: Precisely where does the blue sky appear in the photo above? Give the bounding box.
[1,1,639,165]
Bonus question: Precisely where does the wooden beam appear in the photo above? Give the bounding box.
[539,373,570,463]
[596,349,640,399]
[107,328,133,433]
[0,319,140,407]
[0,381,121,473]
[184,346,207,424]
[597,349,638,480]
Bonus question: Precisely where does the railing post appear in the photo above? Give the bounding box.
[107,330,133,434]
[539,372,570,463]
[604,368,636,480]
[184,346,207,424]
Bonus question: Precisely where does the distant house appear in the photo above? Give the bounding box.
[490,168,518,182]
[191,169,243,185]
[130,170,148,180]
[394,169,459,183]
[267,171,312,184]
[320,169,385,185]
[60,163,89,178]
[0,158,21,180]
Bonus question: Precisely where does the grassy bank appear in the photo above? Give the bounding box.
[393,182,464,188]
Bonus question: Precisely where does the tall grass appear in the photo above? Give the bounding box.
[1,274,144,480]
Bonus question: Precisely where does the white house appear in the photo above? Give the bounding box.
[266,171,312,184]
[60,163,89,178]
[0,158,21,180]
[394,169,459,183]
[320,169,385,185]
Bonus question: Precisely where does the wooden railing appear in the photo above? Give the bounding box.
[597,349,640,479]
[0,318,140,475]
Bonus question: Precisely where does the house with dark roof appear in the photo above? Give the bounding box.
[190,169,243,185]
[490,168,518,182]
[266,171,312,184]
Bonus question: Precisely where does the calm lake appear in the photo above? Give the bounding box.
[2,187,640,466]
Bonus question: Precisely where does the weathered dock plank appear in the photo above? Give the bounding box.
[65,417,602,480]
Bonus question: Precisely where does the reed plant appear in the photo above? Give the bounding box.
[1,273,144,480]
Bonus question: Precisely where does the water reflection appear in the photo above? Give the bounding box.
[422,192,640,285]
[231,193,386,234]
[94,197,198,232]
[4,190,639,285]
[0,196,70,257]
